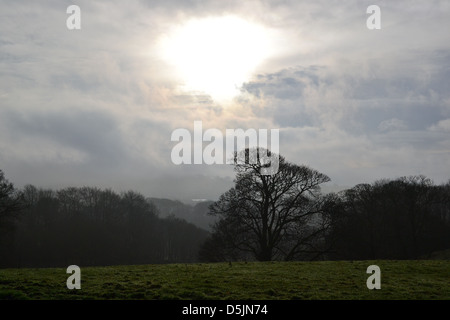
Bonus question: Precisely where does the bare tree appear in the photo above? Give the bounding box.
[206,148,331,261]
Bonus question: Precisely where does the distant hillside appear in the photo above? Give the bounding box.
[148,198,217,231]
[147,184,350,232]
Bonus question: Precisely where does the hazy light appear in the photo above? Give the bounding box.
[159,16,272,102]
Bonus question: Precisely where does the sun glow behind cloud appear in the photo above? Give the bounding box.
[158,16,273,102]
[2,0,450,201]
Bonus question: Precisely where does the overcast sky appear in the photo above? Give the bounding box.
[1,0,450,202]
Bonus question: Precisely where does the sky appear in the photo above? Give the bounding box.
[1,0,450,202]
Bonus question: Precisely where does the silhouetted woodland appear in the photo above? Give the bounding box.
[199,149,450,262]
[0,170,208,268]
[324,176,450,260]
[200,173,450,262]
[1,154,450,268]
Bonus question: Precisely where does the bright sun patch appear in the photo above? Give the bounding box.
[159,16,271,102]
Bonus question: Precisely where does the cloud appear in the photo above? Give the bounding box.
[378,118,407,132]
[2,109,126,163]
[429,119,450,132]
[1,0,450,201]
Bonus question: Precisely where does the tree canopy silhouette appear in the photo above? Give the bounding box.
[0,170,22,232]
[325,176,450,260]
[201,148,331,262]
[0,178,209,268]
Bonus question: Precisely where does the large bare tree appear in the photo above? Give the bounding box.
[205,149,331,261]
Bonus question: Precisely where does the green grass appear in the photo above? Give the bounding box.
[0,260,449,300]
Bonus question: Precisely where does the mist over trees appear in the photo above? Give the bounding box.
[148,198,216,231]
[0,171,208,268]
[1,151,450,268]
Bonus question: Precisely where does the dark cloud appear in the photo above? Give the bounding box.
[3,108,127,166]
[243,66,324,100]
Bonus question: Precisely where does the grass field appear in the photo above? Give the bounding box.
[0,260,449,300]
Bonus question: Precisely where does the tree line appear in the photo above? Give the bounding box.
[1,148,450,267]
[0,170,208,268]
[324,176,450,260]
[199,149,450,262]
